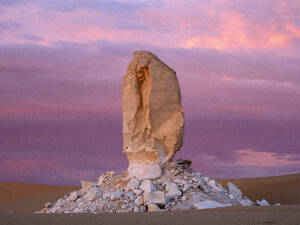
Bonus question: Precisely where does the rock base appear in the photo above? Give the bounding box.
[39,160,264,214]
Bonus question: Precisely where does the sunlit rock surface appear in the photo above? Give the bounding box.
[122,51,184,179]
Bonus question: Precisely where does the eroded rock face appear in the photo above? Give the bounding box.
[122,51,184,179]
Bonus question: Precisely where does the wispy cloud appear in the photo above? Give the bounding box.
[19,33,44,42]
[235,149,300,167]
[1,41,300,122]
[1,0,300,51]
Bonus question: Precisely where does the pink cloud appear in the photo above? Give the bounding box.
[180,11,254,50]
[235,149,300,167]
[1,0,300,51]
[180,11,300,50]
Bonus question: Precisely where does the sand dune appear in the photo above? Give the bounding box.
[0,182,78,213]
[0,173,299,213]
[217,173,300,205]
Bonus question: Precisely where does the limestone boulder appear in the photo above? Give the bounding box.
[134,196,144,206]
[69,191,79,201]
[124,191,137,201]
[143,191,166,206]
[241,197,254,206]
[227,182,242,202]
[98,171,115,185]
[147,203,161,212]
[166,182,182,199]
[126,178,140,190]
[80,180,95,190]
[122,50,184,179]
[257,199,270,206]
[140,179,156,193]
[43,202,52,208]
[110,190,123,201]
[85,187,102,201]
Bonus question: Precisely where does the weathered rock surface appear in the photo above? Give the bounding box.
[85,187,103,201]
[122,51,184,179]
[143,191,166,206]
[257,199,270,206]
[98,171,115,185]
[147,203,161,212]
[140,179,156,193]
[110,190,123,201]
[126,178,140,190]
[134,196,144,206]
[80,181,95,190]
[166,182,182,200]
[69,191,79,201]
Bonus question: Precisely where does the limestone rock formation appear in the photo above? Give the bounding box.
[37,51,270,214]
[122,51,184,179]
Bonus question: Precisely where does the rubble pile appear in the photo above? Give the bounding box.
[39,159,262,213]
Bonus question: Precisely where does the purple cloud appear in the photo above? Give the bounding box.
[19,33,44,41]
[0,20,21,32]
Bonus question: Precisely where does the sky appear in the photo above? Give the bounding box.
[0,0,300,185]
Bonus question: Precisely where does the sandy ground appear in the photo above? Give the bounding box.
[217,173,300,205]
[0,182,77,213]
[0,173,299,225]
[1,205,300,225]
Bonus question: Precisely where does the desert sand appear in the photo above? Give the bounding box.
[0,173,299,225]
[217,173,300,205]
[0,182,77,213]
[1,205,300,225]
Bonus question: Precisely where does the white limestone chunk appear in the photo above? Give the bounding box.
[85,187,102,201]
[134,196,144,206]
[80,181,95,191]
[98,171,115,184]
[110,190,123,201]
[182,184,193,192]
[70,191,79,201]
[241,197,254,206]
[147,203,161,212]
[140,180,156,192]
[257,199,270,206]
[143,191,166,206]
[194,199,231,209]
[227,182,242,201]
[127,178,140,190]
[132,189,142,195]
[166,182,182,199]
